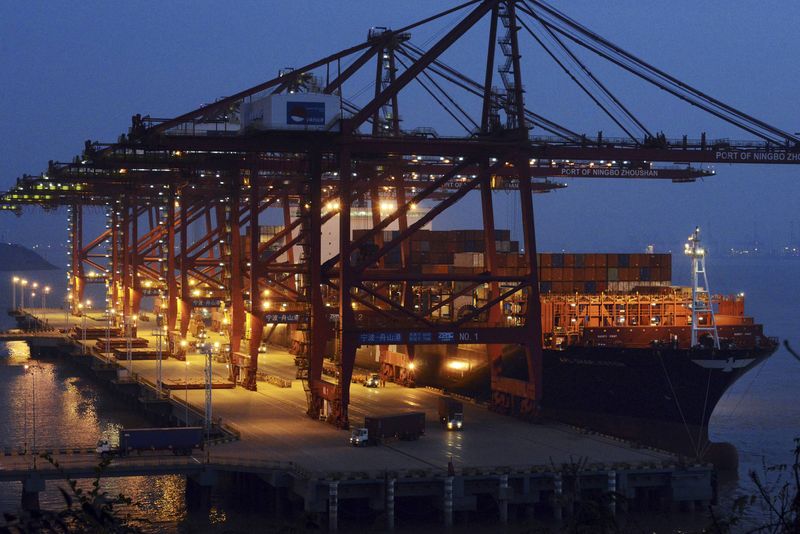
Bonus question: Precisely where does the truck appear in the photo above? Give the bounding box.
[350,413,425,446]
[362,373,380,388]
[96,427,204,457]
[438,397,464,430]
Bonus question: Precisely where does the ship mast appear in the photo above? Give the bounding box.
[684,227,720,349]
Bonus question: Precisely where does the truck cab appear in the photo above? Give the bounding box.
[96,439,113,456]
[438,397,464,430]
[363,373,379,388]
[445,413,463,430]
[350,427,369,446]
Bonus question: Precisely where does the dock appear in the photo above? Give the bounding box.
[2,308,715,529]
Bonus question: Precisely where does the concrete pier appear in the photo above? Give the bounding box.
[21,473,45,511]
[3,308,718,530]
[328,481,339,531]
[386,477,395,530]
[499,473,509,524]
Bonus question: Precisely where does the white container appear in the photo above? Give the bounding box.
[241,93,341,132]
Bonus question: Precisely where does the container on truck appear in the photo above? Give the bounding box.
[438,397,464,430]
[350,412,425,446]
[96,427,204,457]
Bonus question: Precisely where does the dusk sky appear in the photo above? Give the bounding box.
[1,1,799,259]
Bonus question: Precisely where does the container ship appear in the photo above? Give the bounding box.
[346,227,778,462]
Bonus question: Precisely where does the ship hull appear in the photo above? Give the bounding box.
[539,344,775,458]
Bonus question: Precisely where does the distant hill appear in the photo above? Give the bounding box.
[0,243,58,271]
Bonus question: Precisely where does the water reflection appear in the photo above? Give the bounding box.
[0,341,191,532]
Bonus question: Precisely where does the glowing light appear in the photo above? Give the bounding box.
[447,360,469,371]
[408,362,416,371]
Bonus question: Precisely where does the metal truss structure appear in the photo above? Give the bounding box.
[3,0,799,428]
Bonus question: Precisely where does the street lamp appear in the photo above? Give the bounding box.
[31,283,38,315]
[154,315,165,395]
[104,308,115,361]
[42,286,50,326]
[197,330,213,439]
[124,314,137,375]
[79,301,90,354]
[12,276,19,309]
[184,360,190,426]
[20,279,28,309]
[29,292,36,329]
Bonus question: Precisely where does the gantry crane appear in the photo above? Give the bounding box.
[2,0,798,428]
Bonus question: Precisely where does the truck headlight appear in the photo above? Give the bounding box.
[457,422,462,428]
[447,422,453,429]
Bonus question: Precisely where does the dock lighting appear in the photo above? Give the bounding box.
[262,289,270,297]
[379,201,395,213]
[184,360,190,426]
[12,276,19,308]
[144,280,153,288]
[192,289,202,297]
[32,282,38,289]
[408,362,416,371]
[261,300,271,311]
[447,360,469,371]
[409,203,417,210]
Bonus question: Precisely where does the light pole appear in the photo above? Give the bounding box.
[184,360,190,426]
[42,286,50,326]
[12,276,19,309]
[124,314,137,375]
[104,307,115,362]
[79,301,90,354]
[154,315,165,395]
[20,279,28,309]
[197,330,213,440]
[31,282,38,313]
[29,291,36,329]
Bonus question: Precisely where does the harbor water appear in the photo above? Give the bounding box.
[0,257,798,531]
